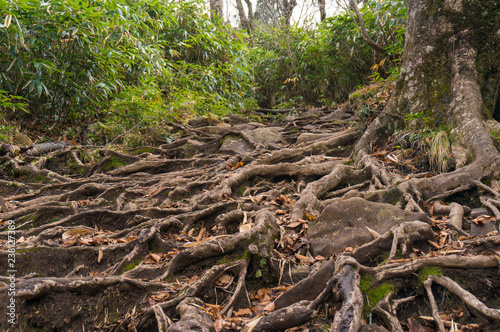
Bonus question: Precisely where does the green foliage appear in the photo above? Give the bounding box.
[249,0,406,108]
[0,0,170,125]
[0,0,408,140]
[0,0,254,132]
[162,1,255,116]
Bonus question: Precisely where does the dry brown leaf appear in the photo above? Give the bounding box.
[215,274,233,288]
[428,240,441,249]
[234,308,253,316]
[97,249,103,263]
[239,223,253,233]
[62,228,94,239]
[196,228,206,242]
[304,211,316,221]
[366,226,381,239]
[263,302,275,312]
[287,221,302,228]
[150,253,162,262]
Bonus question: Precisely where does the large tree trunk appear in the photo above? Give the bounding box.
[355,0,500,185]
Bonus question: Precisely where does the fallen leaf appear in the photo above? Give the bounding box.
[196,228,206,242]
[428,240,441,249]
[62,228,94,239]
[234,308,253,316]
[287,221,302,228]
[215,274,233,288]
[304,211,316,221]
[263,302,275,312]
[366,226,381,239]
[97,249,103,263]
[150,253,162,262]
[239,223,253,232]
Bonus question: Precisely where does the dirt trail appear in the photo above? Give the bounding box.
[1,107,500,331]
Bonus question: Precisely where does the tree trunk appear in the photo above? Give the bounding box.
[209,0,224,20]
[318,0,326,22]
[356,0,500,174]
[279,0,297,25]
[235,0,254,33]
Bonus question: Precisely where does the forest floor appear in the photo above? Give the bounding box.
[1,96,500,331]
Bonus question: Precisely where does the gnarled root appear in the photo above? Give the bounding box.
[160,209,278,279]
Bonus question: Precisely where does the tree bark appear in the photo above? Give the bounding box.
[235,0,254,33]
[209,0,224,20]
[279,0,297,25]
[318,0,326,22]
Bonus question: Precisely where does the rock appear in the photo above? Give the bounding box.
[307,197,430,256]
[198,126,232,135]
[303,109,323,117]
[244,127,284,146]
[359,325,390,332]
[188,117,209,128]
[296,133,332,144]
[470,207,491,218]
[470,221,496,236]
[232,123,257,131]
[219,135,253,154]
[14,130,33,146]
[320,108,354,121]
[224,113,249,124]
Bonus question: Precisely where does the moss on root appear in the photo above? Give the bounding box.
[359,274,394,316]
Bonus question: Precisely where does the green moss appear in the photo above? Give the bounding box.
[131,147,153,155]
[418,266,443,285]
[27,174,50,184]
[16,247,42,253]
[101,156,128,172]
[121,259,142,273]
[359,275,394,316]
[238,185,247,196]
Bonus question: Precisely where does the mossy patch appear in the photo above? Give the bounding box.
[101,156,128,172]
[121,259,142,273]
[359,274,394,316]
[418,266,443,285]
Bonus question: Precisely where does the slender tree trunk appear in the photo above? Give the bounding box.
[209,0,223,20]
[235,0,254,33]
[279,0,297,25]
[318,0,326,22]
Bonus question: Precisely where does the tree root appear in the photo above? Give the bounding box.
[330,259,363,332]
[16,276,166,300]
[220,259,249,316]
[139,262,233,328]
[160,209,278,279]
[202,159,343,202]
[290,165,370,220]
